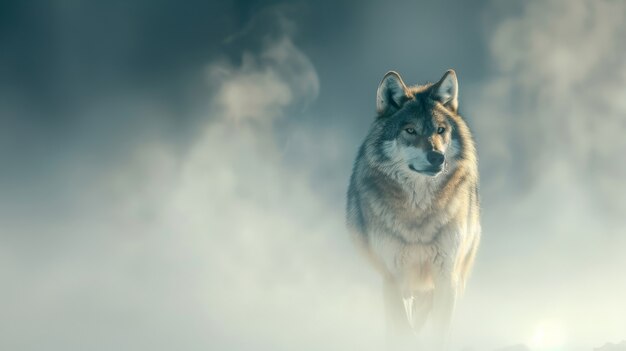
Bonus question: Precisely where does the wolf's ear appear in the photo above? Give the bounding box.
[431,69,458,112]
[377,71,409,116]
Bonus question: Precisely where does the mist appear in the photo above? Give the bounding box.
[1,1,625,350]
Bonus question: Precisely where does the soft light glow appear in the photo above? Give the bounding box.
[529,320,567,350]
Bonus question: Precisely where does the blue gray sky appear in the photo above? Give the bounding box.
[1,1,625,351]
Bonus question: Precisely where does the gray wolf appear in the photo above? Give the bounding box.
[346,70,480,349]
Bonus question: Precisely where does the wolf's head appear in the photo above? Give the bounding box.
[366,70,467,179]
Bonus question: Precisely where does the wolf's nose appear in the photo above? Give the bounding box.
[427,151,445,166]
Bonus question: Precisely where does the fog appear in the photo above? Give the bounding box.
[1,1,625,350]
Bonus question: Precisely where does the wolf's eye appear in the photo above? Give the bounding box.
[437,127,446,134]
[405,128,416,135]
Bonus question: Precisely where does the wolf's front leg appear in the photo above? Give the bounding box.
[384,277,436,351]
[383,277,412,336]
[429,276,457,350]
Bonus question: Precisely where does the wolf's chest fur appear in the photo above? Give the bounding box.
[366,169,464,241]
[360,170,469,276]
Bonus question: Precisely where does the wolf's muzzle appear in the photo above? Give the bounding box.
[426,151,445,167]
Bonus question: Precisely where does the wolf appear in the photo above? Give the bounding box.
[346,70,480,349]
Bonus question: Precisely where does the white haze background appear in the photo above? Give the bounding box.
[1,1,626,351]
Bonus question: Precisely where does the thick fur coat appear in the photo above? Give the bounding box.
[346,70,480,348]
